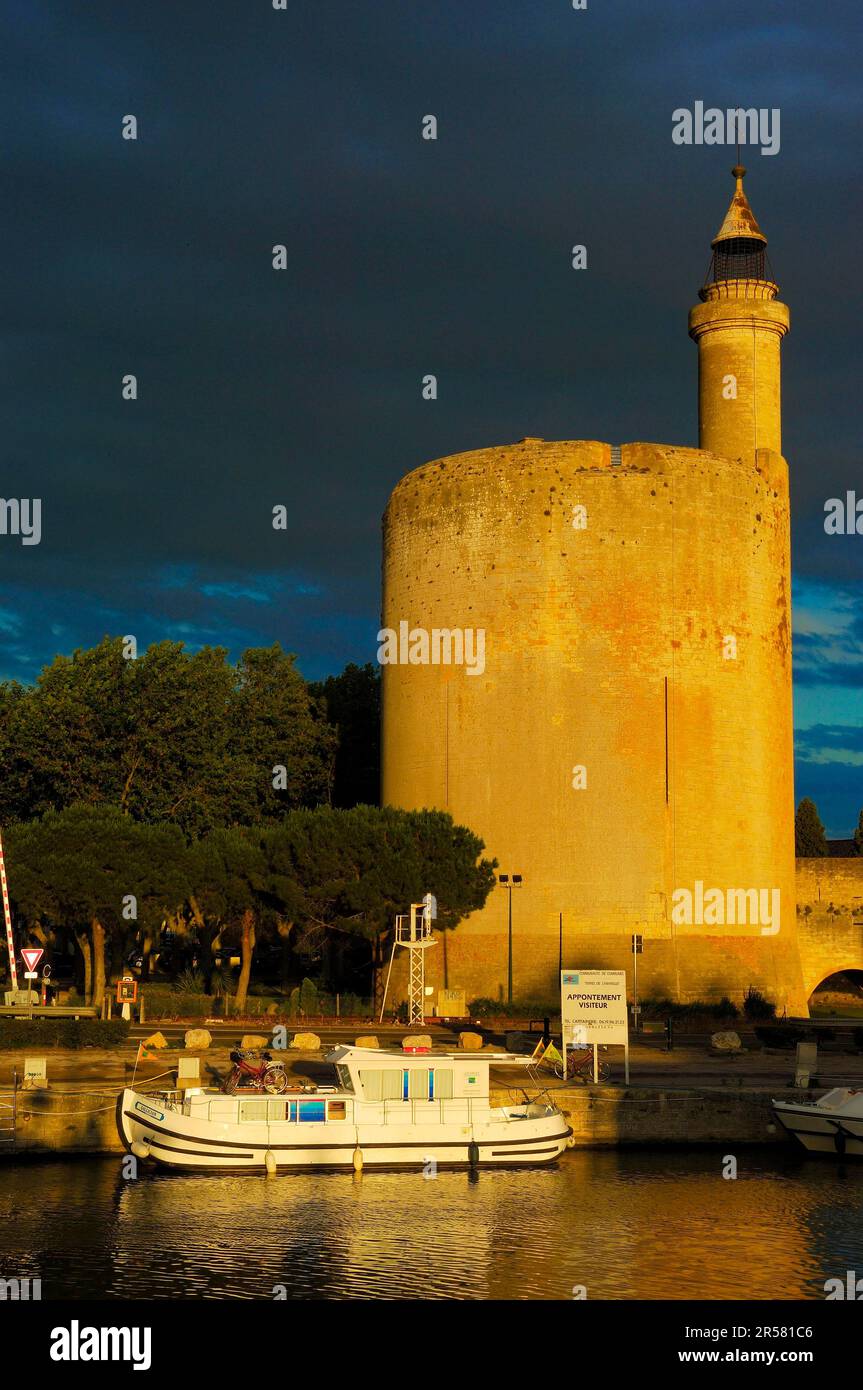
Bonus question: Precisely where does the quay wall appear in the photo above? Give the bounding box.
[494,1082,783,1146]
[8,1090,125,1155]
[3,1085,784,1155]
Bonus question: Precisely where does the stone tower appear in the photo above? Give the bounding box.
[689,165,790,463]
[381,167,808,1015]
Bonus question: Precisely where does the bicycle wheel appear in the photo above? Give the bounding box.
[264,1068,288,1094]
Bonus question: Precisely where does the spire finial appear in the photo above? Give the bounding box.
[711,159,766,247]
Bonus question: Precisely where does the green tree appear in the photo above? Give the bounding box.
[853,809,863,856]
[259,805,496,1003]
[228,644,337,822]
[310,663,380,807]
[795,797,828,857]
[185,828,274,1014]
[8,806,187,1005]
[0,638,337,834]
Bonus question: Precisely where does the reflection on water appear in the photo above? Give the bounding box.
[0,1150,861,1300]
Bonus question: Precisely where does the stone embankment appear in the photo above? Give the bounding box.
[3,1027,861,1157]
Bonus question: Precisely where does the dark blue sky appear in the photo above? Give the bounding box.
[2,0,861,833]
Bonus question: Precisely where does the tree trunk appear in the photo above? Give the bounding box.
[277,918,294,993]
[372,931,386,1019]
[90,917,107,1010]
[75,930,92,1004]
[234,908,256,1015]
[141,926,153,982]
[188,894,212,991]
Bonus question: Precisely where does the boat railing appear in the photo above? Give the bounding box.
[187,1093,489,1126]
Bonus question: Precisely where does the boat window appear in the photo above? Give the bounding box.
[431,1069,453,1100]
[382,1070,402,1100]
[360,1069,382,1102]
[239,1099,269,1123]
[267,1100,287,1121]
[408,1069,429,1100]
[360,1069,402,1102]
[335,1064,354,1093]
[299,1100,326,1123]
[327,1101,347,1120]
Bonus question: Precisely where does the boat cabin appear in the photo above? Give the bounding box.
[328,1044,500,1104]
[161,1046,532,1129]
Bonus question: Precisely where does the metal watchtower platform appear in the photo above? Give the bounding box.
[379,897,437,1027]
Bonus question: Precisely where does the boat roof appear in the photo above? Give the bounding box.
[326,1045,532,1067]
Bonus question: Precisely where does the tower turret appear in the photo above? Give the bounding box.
[688,165,790,464]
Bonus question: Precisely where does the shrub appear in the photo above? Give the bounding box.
[140,982,372,1020]
[0,1019,130,1049]
[743,987,776,1021]
[173,968,206,995]
[715,996,740,1019]
[467,997,559,1019]
[299,977,319,1014]
[753,1024,804,1050]
[141,985,214,1019]
[633,997,740,1023]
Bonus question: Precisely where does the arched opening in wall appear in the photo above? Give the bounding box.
[808,970,863,1017]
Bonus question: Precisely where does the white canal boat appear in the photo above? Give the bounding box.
[119,1045,573,1171]
[772,1087,863,1157]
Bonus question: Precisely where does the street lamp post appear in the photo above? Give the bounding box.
[498,873,523,1004]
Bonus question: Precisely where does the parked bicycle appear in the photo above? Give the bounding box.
[553,1047,610,1083]
[224,1048,288,1095]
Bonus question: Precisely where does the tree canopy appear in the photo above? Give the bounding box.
[310,663,380,808]
[0,638,493,1008]
[5,803,496,1008]
[0,638,336,834]
[795,797,829,858]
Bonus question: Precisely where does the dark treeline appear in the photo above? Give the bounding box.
[0,638,373,834]
[795,798,863,858]
[0,639,493,1007]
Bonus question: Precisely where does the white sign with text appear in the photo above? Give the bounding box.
[561,969,628,1046]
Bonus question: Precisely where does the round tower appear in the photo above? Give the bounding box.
[381,170,806,1016]
[689,165,790,464]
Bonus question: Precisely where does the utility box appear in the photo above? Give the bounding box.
[435,988,467,1018]
[177,1057,201,1092]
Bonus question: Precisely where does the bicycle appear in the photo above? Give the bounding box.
[553,1047,610,1083]
[224,1048,289,1095]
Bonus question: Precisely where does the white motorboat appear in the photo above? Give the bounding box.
[119,1045,573,1171]
[772,1087,863,1157]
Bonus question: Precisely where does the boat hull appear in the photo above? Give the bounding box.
[118,1090,573,1171]
[772,1101,863,1158]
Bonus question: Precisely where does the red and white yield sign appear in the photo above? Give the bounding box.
[21,948,44,975]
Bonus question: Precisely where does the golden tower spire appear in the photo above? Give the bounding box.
[688,164,790,464]
[712,164,766,246]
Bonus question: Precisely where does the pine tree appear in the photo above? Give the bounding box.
[795,797,828,857]
[853,810,863,856]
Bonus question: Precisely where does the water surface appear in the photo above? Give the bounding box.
[0,1149,860,1299]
